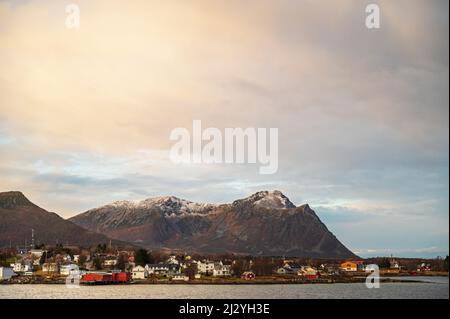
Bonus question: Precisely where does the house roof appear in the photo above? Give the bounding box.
[132,265,145,271]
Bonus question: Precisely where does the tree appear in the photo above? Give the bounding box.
[135,249,153,266]
[378,258,391,269]
[93,257,102,270]
[251,258,276,276]
[184,264,198,280]
[231,260,247,277]
[78,255,87,267]
[39,251,48,265]
[95,244,107,253]
[116,254,127,271]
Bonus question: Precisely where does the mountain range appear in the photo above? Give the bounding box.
[0,190,356,258]
[69,190,356,258]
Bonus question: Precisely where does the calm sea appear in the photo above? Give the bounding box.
[0,277,448,299]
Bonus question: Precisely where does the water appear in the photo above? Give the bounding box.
[1,277,448,299]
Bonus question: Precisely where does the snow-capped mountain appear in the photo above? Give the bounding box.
[232,190,296,209]
[69,191,356,258]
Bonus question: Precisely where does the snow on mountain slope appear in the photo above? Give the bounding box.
[106,196,218,216]
[232,190,296,209]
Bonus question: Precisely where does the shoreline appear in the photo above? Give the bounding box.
[2,275,447,285]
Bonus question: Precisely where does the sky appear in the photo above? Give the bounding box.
[0,0,448,258]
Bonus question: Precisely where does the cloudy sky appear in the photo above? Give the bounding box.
[0,0,448,257]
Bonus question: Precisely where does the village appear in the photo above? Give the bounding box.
[0,244,448,284]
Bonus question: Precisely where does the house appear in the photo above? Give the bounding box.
[60,264,79,276]
[81,272,113,283]
[297,266,318,276]
[297,266,319,279]
[42,262,59,273]
[30,249,45,265]
[11,262,21,272]
[212,262,231,277]
[276,262,301,275]
[62,254,72,263]
[166,255,179,265]
[0,267,16,280]
[276,267,299,275]
[17,247,29,255]
[103,257,118,267]
[417,263,431,272]
[241,271,256,280]
[11,262,32,273]
[196,260,215,275]
[283,262,301,269]
[340,261,358,272]
[319,264,340,275]
[30,249,45,257]
[390,259,400,269]
[145,263,180,276]
[131,266,146,279]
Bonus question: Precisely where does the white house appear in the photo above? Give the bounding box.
[145,263,180,276]
[42,263,59,273]
[390,259,400,269]
[0,267,16,280]
[30,249,45,258]
[212,262,231,276]
[10,262,32,273]
[60,264,79,276]
[132,266,146,279]
[103,258,118,267]
[166,255,179,265]
[196,260,215,275]
[11,262,24,273]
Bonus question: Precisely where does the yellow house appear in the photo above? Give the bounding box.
[340,261,357,272]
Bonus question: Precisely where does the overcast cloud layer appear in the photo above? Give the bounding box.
[0,0,448,257]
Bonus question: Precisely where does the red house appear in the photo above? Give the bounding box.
[305,274,319,280]
[81,271,131,284]
[241,271,256,280]
[81,272,113,283]
[112,272,131,282]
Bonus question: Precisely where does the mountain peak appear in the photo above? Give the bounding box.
[0,191,35,209]
[233,190,296,209]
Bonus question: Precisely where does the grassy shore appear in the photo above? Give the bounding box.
[2,273,447,285]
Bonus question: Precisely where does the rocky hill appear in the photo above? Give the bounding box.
[0,191,123,248]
